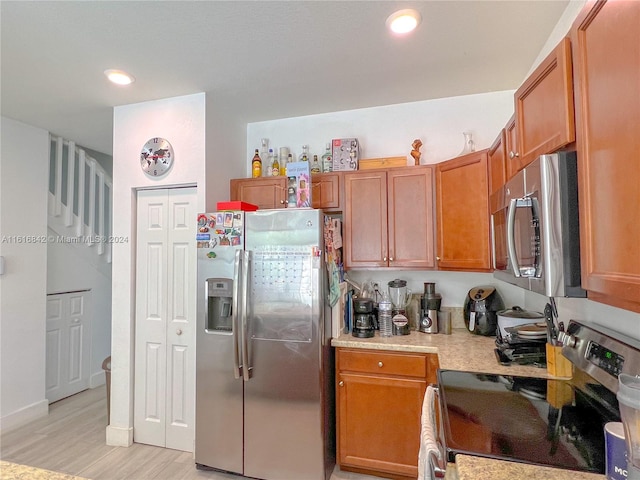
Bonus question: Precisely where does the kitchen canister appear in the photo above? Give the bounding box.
[378,295,393,337]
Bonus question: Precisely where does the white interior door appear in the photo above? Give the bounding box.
[134,187,196,452]
[46,291,91,403]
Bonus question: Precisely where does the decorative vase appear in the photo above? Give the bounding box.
[459,131,475,155]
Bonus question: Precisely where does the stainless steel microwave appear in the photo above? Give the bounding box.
[490,152,586,297]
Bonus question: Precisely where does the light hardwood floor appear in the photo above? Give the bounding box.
[0,387,379,480]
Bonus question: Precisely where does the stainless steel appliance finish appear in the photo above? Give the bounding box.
[424,321,640,476]
[491,152,585,297]
[195,209,334,480]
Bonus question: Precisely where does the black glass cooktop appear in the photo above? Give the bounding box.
[437,370,621,473]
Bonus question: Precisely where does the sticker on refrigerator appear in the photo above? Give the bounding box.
[196,233,211,241]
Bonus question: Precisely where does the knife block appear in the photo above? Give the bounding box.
[546,343,573,378]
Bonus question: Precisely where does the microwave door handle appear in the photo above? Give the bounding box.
[241,250,251,382]
[507,198,522,277]
[232,250,242,379]
[530,197,542,277]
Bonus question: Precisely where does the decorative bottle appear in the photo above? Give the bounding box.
[279,147,289,177]
[459,131,475,156]
[321,143,332,172]
[271,151,280,176]
[285,153,293,175]
[299,145,310,162]
[251,149,262,178]
[310,155,321,174]
[264,148,274,177]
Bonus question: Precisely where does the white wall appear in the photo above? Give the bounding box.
[246,90,518,307]
[47,233,112,388]
[0,117,50,430]
[108,93,208,447]
[247,90,516,175]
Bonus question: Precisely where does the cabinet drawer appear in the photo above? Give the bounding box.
[338,349,427,378]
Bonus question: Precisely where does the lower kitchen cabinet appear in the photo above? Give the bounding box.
[229,177,287,209]
[336,348,438,479]
[436,150,492,271]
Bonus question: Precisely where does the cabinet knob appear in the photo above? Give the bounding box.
[389,257,394,262]
[339,381,344,387]
[176,329,183,336]
[378,361,383,368]
[436,256,441,261]
[383,256,387,262]
[509,151,520,159]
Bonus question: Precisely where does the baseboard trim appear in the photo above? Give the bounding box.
[90,370,106,389]
[0,399,49,433]
[106,424,133,447]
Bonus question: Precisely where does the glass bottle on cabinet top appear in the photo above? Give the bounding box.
[264,148,274,176]
[271,152,280,176]
[299,145,310,162]
[310,155,321,174]
[251,149,262,178]
[459,131,475,156]
[321,143,332,172]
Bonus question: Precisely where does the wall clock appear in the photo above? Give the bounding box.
[140,137,174,177]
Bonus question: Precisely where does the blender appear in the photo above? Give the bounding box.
[388,279,411,335]
[419,282,441,333]
[618,374,640,479]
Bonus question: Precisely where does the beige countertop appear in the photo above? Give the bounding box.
[331,328,603,480]
[332,327,566,379]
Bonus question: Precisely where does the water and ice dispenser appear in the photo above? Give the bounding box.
[206,278,233,332]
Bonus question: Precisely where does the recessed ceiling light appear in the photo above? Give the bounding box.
[104,69,135,86]
[386,9,422,35]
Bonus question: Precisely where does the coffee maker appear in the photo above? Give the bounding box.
[419,282,441,333]
[352,297,376,338]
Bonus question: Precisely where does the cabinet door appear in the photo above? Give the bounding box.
[311,172,342,211]
[514,37,575,169]
[487,129,507,195]
[229,177,287,209]
[344,170,388,268]
[571,0,640,312]
[505,114,520,179]
[436,150,491,271]
[337,372,426,478]
[387,166,436,269]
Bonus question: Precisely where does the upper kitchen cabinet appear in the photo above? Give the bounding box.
[230,177,287,209]
[344,166,435,269]
[311,172,343,212]
[570,0,640,313]
[511,37,575,173]
[436,150,491,272]
[487,128,507,195]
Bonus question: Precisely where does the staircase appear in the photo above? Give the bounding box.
[47,135,112,269]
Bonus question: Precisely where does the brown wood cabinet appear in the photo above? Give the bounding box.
[343,166,436,269]
[505,114,519,180]
[570,0,640,313]
[311,172,343,212]
[436,150,492,272]
[512,37,575,172]
[336,348,438,479]
[229,177,287,209]
[487,128,507,195]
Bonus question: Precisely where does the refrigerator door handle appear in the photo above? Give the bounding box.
[232,249,242,379]
[241,250,252,381]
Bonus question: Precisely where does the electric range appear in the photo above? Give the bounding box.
[432,320,640,474]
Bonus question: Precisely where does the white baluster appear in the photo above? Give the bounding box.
[87,159,96,246]
[97,171,105,256]
[77,149,86,236]
[54,136,63,216]
[65,141,75,227]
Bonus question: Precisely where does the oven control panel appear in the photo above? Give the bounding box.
[586,341,624,377]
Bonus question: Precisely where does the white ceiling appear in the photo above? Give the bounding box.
[1,0,569,156]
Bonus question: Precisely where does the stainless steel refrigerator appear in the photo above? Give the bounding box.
[195,208,335,480]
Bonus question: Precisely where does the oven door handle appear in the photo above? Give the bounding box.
[428,384,446,478]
